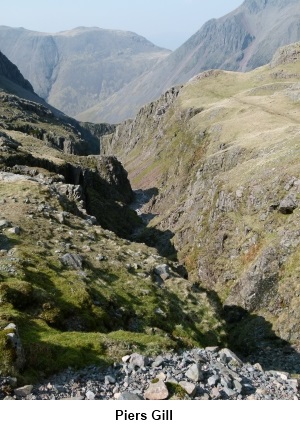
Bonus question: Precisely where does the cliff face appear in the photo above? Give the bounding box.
[102,42,300,353]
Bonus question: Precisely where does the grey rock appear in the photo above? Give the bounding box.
[156,372,167,381]
[14,385,33,397]
[198,393,210,400]
[4,323,25,370]
[0,219,10,228]
[279,195,297,214]
[287,379,298,392]
[179,381,196,396]
[211,387,221,399]
[223,386,237,398]
[130,353,149,368]
[205,346,220,353]
[253,363,263,372]
[60,253,83,270]
[85,390,95,400]
[221,375,233,389]
[214,363,242,382]
[153,264,171,281]
[144,380,169,400]
[105,375,116,385]
[218,348,243,366]
[233,380,243,394]
[185,362,203,382]
[7,226,20,235]
[118,392,143,400]
[60,396,85,400]
[208,375,220,386]
[152,355,164,368]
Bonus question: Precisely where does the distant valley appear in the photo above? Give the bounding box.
[0,0,300,123]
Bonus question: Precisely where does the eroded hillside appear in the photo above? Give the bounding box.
[0,65,225,379]
[102,42,300,359]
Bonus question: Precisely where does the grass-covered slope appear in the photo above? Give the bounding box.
[102,42,300,354]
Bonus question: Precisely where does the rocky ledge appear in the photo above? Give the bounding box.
[1,347,299,400]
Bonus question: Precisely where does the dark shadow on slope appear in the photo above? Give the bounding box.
[129,188,178,259]
[0,233,20,253]
[200,284,300,373]
[223,304,300,374]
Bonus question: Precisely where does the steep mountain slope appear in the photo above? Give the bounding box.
[0,26,170,119]
[102,42,300,357]
[0,56,225,380]
[80,0,300,123]
[0,49,113,155]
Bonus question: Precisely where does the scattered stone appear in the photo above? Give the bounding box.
[179,381,196,396]
[152,355,164,368]
[105,375,116,385]
[1,347,299,401]
[211,387,221,399]
[198,393,210,400]
[253,363,263,372]
[157,372,167,381]
[218,348,243,366]
[208,375,220,386]
[60,253,83,270]
[130,353,149,368]
[7,227,20,235]
[233,380,243,394]
[205,346,220,353]
[279,195,298,214]
[60,396,85,400]
[223,386,237,398]
[185,363,203,382]
[144,380,169,400]
[85,390,95,400]
[4,323,25,370]
[0,219,10,228]
[153,264,171,281]
[118,392,143,400]
[14,385,33,397]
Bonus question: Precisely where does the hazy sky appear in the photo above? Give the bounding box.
[1,0,243,50]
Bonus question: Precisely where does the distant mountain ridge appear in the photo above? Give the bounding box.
[77,0,300,123]
[0,0,299,123]
[0,26,170,120]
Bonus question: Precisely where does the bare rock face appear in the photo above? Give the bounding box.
[96,156,133,204]
[225,247,280,313]
[270,42,300,67]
